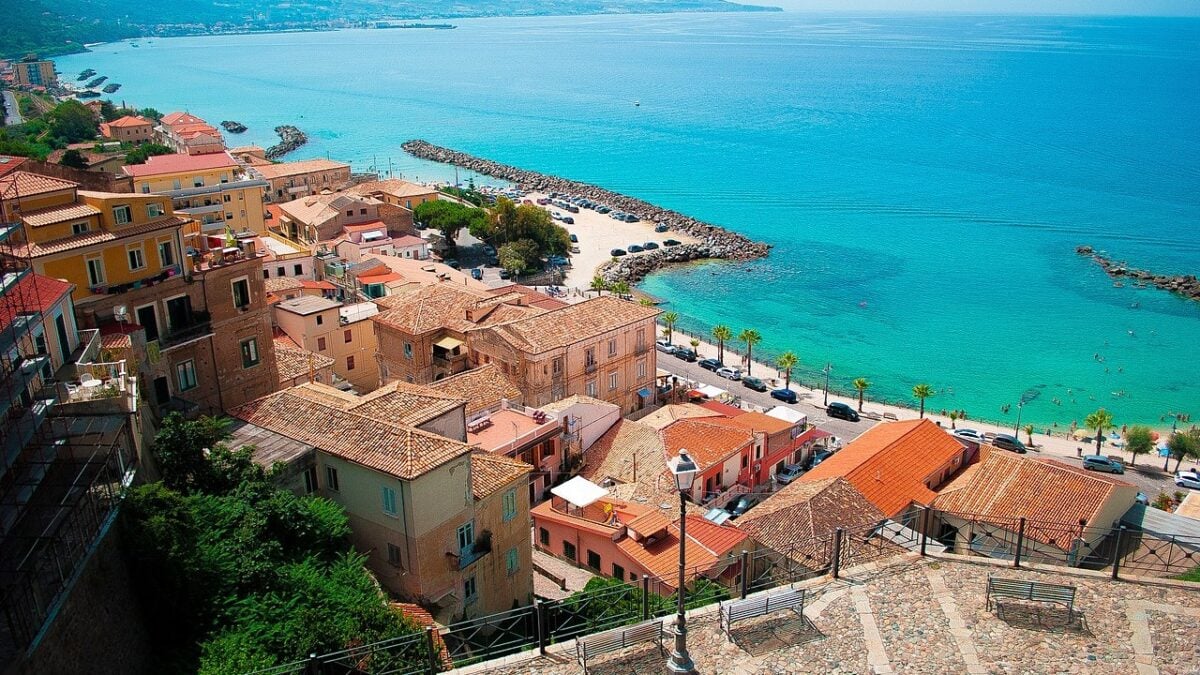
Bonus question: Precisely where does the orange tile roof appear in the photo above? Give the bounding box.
[232,385,473,480]
[161,112,207,127]
[349,380,466,428]
[579,418,675,504]
[107,115,151,128]
[20,202,101,228]
[626,510,672,538]
[358,272,403,284]
[263,276,303,292]
[427,364,522,417]
[800,418,969,517]
[484,296,659,353]
[615,528,718,585]
[274,345,335,382]
[372,283,539,335]
[299,279,336,291]
[0,273,73,332]
[738,477,884,556]
[698,400,744,417]
[0,170,77,198]
[725,411,797,435]
[933,450,1137,547]
[659,418,753,472]
[470,451,533,500]
[13,216,189,258]
[122,152,237,177]
[487,284,568,311]
[637,404,722,431]
[252,158,349,180]
[678,515,749,557]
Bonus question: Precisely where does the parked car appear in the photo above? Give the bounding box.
[990,434,1027,454]
[562,216,574,225]
[655,339,676,354]
[611,248,627,257]
[498,269,512,279]
[673,348,698,362]
[806,449,834,470]
[770,388,798,404]
[655,223,670,233]
[597,206,611,214]
[742,376,768,392]
[570,246,581,254]
[536,197,550,205]
[569,233,578,242]
[775,464,805,485]
[952,429,984,443]
[698,358,722,372]
[826,401,860,422]
[643,241,659,250]
[728,495,758,518]
[470,268,483,280]
[663,239,682,246]
[444,259,461,270]
[1136,492,1149,505]
[716,366,742,381]
[1083,455,1125,474]
[1176,471,1200,490]
[627,244,644,253]
[547,255,569,267]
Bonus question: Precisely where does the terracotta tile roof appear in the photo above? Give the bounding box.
[801,418,969,517]
[100,332,132,350]
[122,152,237,178]
[392,235,426,247]
[484,296,659,353]
[107,115,151,128]
[697,400,744,417]
[933,450,1137,547]
[231,385,474,480]
[13,216,190,258]
[487,284,568,311]
[738,477,885,556]
[0,273,73,332]
[371,283,536,336]
[349,380,466,428]
[581,419,666,492]
[470,451,532,500]
[637,404,722,431]
[252,158,349,180]
[160,112,207,127]
[725,411,797,435]
[348,179,438,200]
[679,515,749,557]
[263,276,303,292]
[0,156,28,177]
[391,604,452,669]
[358,272,403,284]
[427,364,522,417]
[660,418,753,472]
[19,202,101,228]
[539,395,617,414]
[279,193,379,228]
[615,527,718,585]
[626,510,672,538]
[299,279,336,290]
[0,171,77,198]
[274,345,335,382]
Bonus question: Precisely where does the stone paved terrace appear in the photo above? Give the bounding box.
[454,553,1200,675]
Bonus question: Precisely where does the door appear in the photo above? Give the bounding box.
[136,305,159,342]
[54,314,70,364]
[166,296,192,331]
[153,376,171,405]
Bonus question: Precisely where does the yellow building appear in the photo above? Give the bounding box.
[12,61,56,87]
[122,152,268,235]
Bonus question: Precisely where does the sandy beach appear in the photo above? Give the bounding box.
[523,192,701,290]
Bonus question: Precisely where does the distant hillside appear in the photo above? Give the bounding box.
[3,0,780,59]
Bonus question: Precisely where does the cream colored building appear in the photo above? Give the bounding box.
[347,179,441,210]
[12,61,55,87]
[253,158,352,202]
[273,295,379,392]
[123,152,268,235]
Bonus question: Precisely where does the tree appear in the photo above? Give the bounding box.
[738,328,761,376]
[689,338,700,355]
[1167,429,1200,473]
[413,199,486,245]
[46,100,98,144]
[912,384,934,419]
[1125,425,1154,467]
[124,142,173,165]
[58,148,88,169]
[852,378,871,412]
[1023,423,1035,448]
[947,410,960,429]
[711,324,733,364]
[99,100,118,121]
[1084,408,1114,455]
[777,351,799,389]
[610,281,630,299]
[589,275,608,296]
[661,311,679,344]
[497,239,539,277]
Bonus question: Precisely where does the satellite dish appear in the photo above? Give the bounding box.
[114,305,128,322]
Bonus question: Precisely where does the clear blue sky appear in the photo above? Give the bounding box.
[764,0,1200,16]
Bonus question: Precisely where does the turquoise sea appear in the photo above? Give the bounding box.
[59,13,1200,427]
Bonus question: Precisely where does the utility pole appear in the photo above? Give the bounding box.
[823,363,832,406]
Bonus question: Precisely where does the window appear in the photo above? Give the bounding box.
[294,264,303,275]
[316,314,323,325]
[277,266,285,277]
[741,454,749,469]
[585,347,595,366]
[463,576,478,604]
[387,543,402,567]
[609,372,618,391]
[552,358,563,375]
[346,210,354,217]
[586,380,597,397]
[127,245,145,271]
[172,179,181,190]
[72,222,89,235]
[262,269,269,279]
[223,194,232,203]
[506,547,519,576]
[240,338,260,368]
[176,360,197,391]
[502,489,517,522]
[637,360,647,379]
[404,342,413,359]
[147,202,164,218]
[586,550,601,571]
[359,208,367,215]
[231,278,250,309]
[326,466,340,491]
[539,527,550,546]
[612,563,626,582]
[344,329,352,343]
[225,212,233,221]
[193,177,204,187]
[85,256,104,286]
[317,336,327,351]
[563,541,576,561]
[607,339,617,357]
[141,184,150,194]
[457,522,475,553]
[636,328,645,347]
[302,466,318,495]
[220,173,229,183]
[346,355,355,371]
[240,210,246,218]
[158,240,175,267]
[381,486,397,516]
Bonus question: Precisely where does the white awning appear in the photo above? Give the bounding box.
[361,230,386,242]
[766,406,807,425]
[551,476,609,508]
[434,336,464,350]
[696,384,727,399]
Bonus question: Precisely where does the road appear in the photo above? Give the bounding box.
[2,91,23,126]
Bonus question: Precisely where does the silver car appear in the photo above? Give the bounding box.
[1176,471,1200,490]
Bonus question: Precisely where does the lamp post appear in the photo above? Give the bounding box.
[1163,413,1180,471]
[1013,401,1024,436]
[667,450,699,674]
[822,363,832,406]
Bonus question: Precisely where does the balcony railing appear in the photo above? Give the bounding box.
[159,312,213,349]
[88,264,182,296]
[584,361,597,374]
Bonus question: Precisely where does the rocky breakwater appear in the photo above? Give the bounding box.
[265,125,307,160]
[1077,245,1200,302]
[402,139,771,281]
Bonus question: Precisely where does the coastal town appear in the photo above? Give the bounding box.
[1,53,1199,675]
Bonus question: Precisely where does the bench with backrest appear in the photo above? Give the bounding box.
[985,576,1076,621]
[575,619,665,673]
[719,587,806,639]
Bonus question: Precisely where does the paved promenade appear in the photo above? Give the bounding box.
[455,554,1200,675]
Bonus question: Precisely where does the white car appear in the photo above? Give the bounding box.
[716,366,742,381]
[655,339,675,353]
[953,429,984,442]
[1176,471,1200,490]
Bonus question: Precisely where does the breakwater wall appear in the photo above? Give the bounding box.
[402,139,771,280]
[1077,245,1200,302]
[265,125,307,159]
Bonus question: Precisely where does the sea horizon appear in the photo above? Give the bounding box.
[58,11,1200,428]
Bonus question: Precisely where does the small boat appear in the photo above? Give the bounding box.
[633,100,640,107]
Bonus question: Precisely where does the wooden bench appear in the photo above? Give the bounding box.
[719,587,806,640]
[575,620,665,673]
[985,576,1076,623]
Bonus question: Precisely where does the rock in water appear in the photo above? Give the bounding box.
[221,120,248,134]
[265,125,308,160]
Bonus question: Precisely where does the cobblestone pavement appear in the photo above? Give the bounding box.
[533,550,596,601]
[457,555,1200,675]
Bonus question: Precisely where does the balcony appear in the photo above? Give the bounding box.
[88,264,183,296]
[585,361,597,375]
[174,202,225,217]
[635,343,650,356]
[159,312,213,350]
[161,177,269,199]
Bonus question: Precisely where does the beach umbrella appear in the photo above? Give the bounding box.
[1151,431,1160,441]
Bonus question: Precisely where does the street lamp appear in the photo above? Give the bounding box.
[666,450,699,675]
[1013,401,1024,436]
[822,363,832,406]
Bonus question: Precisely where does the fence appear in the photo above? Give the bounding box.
[248,506,1197,674]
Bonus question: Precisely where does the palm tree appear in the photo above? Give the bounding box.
[611,281,630,299]
[640,298,654,307]
[1023,423,1035,448]
[1084,408,1114,455]
[738,328,762,375]
[912,384,934,419]
[947,410,960,429]
[852,377,871,412]
[711,324,733,364]
[589,275,608,296]
[689,338,700,356]
[777,351,799,389]
[662,311,679,344]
